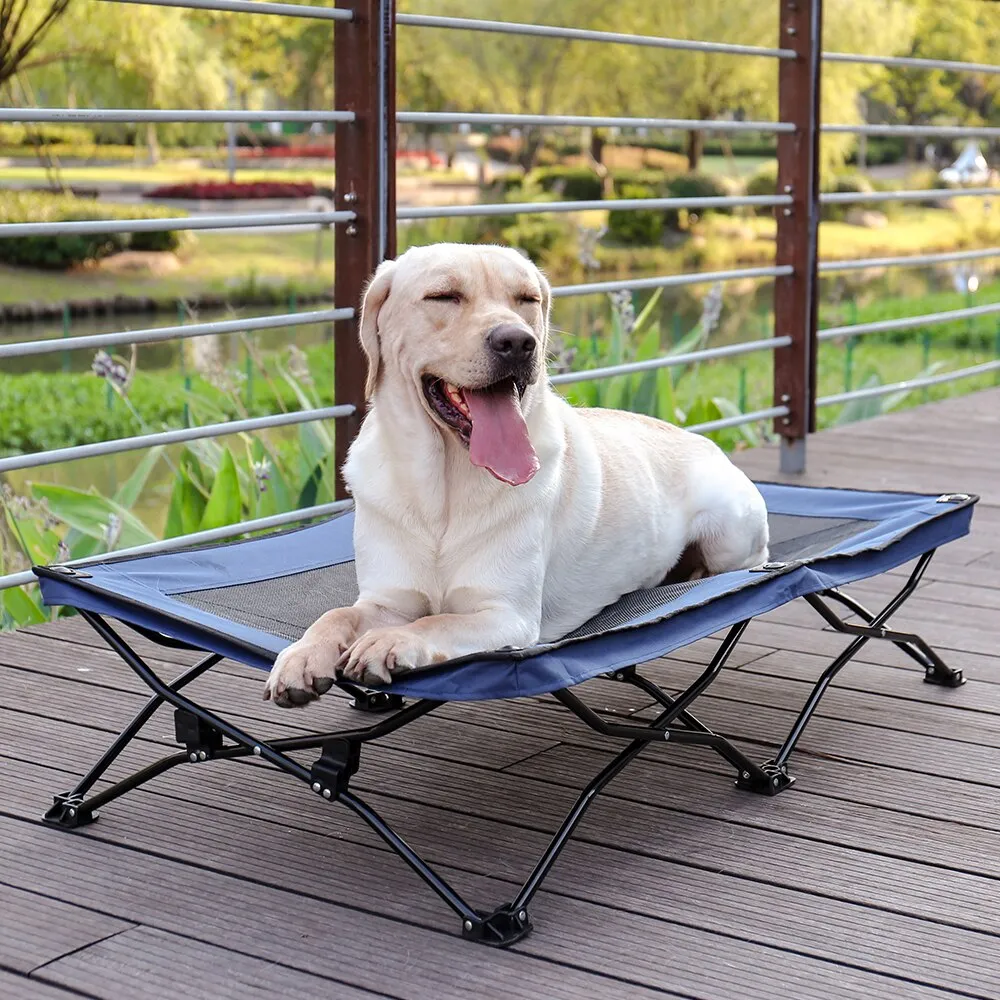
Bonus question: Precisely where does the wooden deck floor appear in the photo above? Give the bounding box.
[2,389,999,1000]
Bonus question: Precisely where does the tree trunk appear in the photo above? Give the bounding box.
[686,130,704,171]
[518,127,542,172]
[906,136,918,164]
[590,128,606,166]
[146,122,160,166]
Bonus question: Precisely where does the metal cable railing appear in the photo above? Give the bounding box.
[551,265,793,299]
[0,108,354,124]
[396,13,797,60]
[0,406,355,475]
[819,302,1000,342]
[396,111,795,133]
[0,211,353,239]
[549,337,791,386]
[817,360,1000,408]
[397,194,793,221]
[0,308,354,360]
[103,0,352,17]
[819,187,1000,205]
[819,248,1000,273]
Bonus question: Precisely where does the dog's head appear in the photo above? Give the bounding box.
[357,243,552,486]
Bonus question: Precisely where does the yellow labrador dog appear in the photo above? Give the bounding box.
[265,243,768,706]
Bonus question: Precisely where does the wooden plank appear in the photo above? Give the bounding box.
[0,817,680,1000]
[0,788,995,1000]
[0,884,133,974]
[7,710,1000,938]
[4,749,999,1000]
[40,926,384,1000]
[0,969,89,1000]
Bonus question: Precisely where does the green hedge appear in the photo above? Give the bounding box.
[0,192,187,269]
[0,347,336,457]
[607,184,664,245]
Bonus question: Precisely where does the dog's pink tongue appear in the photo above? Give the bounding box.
[464,382,539,486]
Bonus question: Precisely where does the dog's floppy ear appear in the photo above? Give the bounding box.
[358,258,396,399]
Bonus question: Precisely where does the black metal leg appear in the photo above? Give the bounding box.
[770,551,965,772]
[43,649,222,829]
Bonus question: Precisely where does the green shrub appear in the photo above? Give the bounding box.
[499,215,566,261]
[612,135,777,159]
[745,162,779,200]
[528,166,603,201]
[0,123,95,147]
[607,184,664,246]
[663,172,737,229]
[821,171,875,221]
[610,169,671,195]
[0,192,186,269]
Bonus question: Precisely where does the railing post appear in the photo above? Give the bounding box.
[773,0,822,474]
[333,0,396,498]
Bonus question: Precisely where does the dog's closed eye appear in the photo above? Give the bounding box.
[424,291,462,303]
[517,293,541,305]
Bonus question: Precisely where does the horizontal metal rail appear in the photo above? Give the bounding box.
[0,211,354,240]
[0,406,354,475]
[818,301,1000,341]
[819,247,1000,273]
[0,108,353,124]
[0,500,354,593]
[552,265,793,299]
[397,194,792,221]
[99,0,353,18]
[0,308,353,360]
[824,123,1000,139]
[824,50,1000,77]
[820,187,1000,205]
[549,337,791,386]
[686,405,789,435]
[817,360,1000,408]
[396,111,795,134]
[396,13,796,60]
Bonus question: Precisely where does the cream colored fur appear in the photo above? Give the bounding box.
[264,243,768,705]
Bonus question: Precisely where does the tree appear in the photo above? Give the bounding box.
[0,0,72,88]
[866,0,1000,161]
[397,0,607,171]
[25,3,227,161]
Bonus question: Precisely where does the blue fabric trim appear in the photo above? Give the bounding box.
[35,485,975,701]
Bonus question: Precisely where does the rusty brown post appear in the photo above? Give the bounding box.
[333,0,397,497]
[772,0,822,474]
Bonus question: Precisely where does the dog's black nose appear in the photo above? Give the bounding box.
[487,324,537,360]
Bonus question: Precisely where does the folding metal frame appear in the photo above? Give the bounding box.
[41,549,963,947]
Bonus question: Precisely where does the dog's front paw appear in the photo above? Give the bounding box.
[265,640,341,707]
[340,627,445,687]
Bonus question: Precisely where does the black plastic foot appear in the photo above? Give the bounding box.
[349,690,405,713]
[924,667,965,688]
[735,761,795,796]
[43,793,98,830]
[461,905,532,947]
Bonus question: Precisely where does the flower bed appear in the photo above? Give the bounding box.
[145,180,318,200]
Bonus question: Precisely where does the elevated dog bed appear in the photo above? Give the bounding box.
[35,482,976,946]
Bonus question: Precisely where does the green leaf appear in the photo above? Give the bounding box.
[113,445,165,509]
[632,370,658,416]
[164,473,207,538]
[632,288,663,335]
[30,484,156,549]
[297,461,324,509]
[2,586,46,627]
[634,322,661,364]
[655,366,679,424]
[198,446,243,531]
